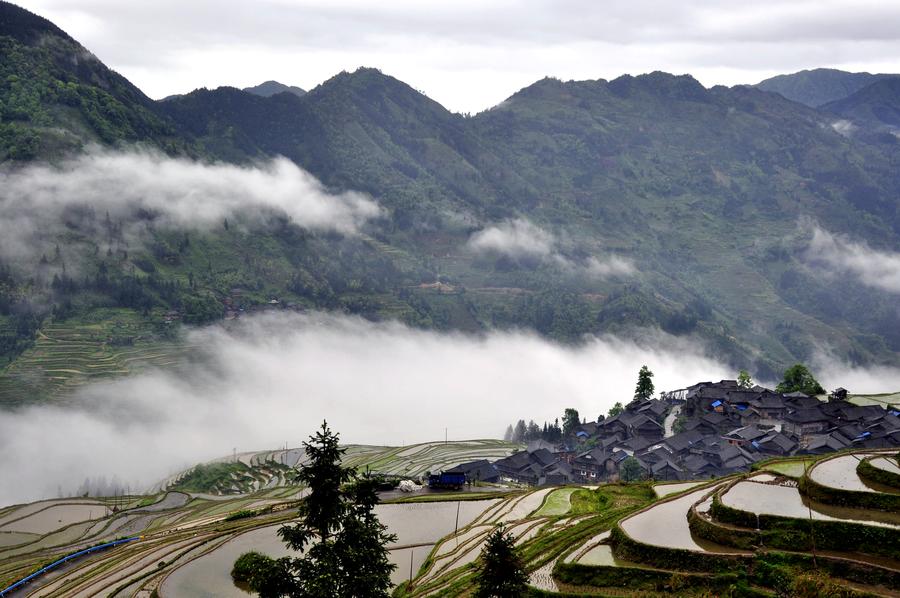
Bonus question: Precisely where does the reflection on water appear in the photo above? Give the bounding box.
[160,500,498,597]
[809,454,883,492]
[620,486,738,553]
[721,481,900,527]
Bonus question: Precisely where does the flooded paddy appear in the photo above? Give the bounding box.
[534,488,576,516]
[721,480,900,527]
[578,543,618,566]
[0,500,103,529]
[763,459,813,478]
[0,504,105,534]
[809,454,886,492]
[653,481,704,498]
[621,485,740,553]
[0,531,37,547]
[494,488,553,522]
[159,499,498,597]
[870,457,900,475]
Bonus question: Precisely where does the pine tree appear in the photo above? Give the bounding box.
[235,421,396,597]
[633,365,655,401]
[475,525,528,597]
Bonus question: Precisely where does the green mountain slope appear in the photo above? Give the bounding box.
[4,1,900,403]
[823,77,900,131]
[0,1,186,160]
[756,68,899,107]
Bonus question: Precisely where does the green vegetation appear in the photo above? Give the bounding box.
[634,365,655,401]
[171,462,255,494]
[775,364,825,396]
[569,484,656,516]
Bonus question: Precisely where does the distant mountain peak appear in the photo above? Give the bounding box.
[243,80,306,98]
[756,68,899,107]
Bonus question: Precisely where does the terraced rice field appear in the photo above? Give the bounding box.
[620,484,740,553]
[721,476,900,527]
[154,439,521,495]
[533,488,577,516]
[652,481,704,497]
[0,310,190,406]
[809,453,884,492]
[870,456,900,475]
[762,458,816,477]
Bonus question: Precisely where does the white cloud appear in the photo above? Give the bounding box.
[467,218,635,279]
[804,224,900,294]
[830,119,857,136]
[467,218,555,259]
[0,148,381,260]
[0,311,728,505]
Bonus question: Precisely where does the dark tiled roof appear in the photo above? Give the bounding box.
[785,408,828,423]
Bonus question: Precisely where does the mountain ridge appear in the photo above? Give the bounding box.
[4,0,900,401]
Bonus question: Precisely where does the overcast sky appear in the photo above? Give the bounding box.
[16,0,900,113]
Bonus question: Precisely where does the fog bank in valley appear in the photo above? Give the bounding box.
[0,311,729,505]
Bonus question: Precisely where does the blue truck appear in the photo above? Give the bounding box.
[427,471,466,489]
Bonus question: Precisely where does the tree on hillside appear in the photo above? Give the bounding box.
[562,408,580,437]
[737,370,753,389]
[503,424,514,442]
[232,421,396,597]
[633,365,655,401]
[620,456,643,482]
[608,402,624,417]
[474,525,528,598]
[512,420,527,443]
[776,364,825,396]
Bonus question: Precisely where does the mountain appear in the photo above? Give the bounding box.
[0,1,185,160]
[4,1,900,403]
[756,68,899,107]
[243,80,306,98]
[823,77,900,132]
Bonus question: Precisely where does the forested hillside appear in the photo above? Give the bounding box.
[3,0,900,404]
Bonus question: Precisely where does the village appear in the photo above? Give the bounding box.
[445,378,900,487]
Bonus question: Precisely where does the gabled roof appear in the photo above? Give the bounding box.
[803,432,851,452]
[757,432,797,453]
[622,435,658,453]
[785,408,829,423]
[628,413,664,429]
[663,430,706,453]
[724,424,767,441]
[785,396,822,409]
[683,454,716,473]
[530,448,557,467]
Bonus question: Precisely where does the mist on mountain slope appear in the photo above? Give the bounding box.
[0,148,381,262]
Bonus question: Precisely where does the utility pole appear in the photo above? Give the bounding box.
[445,428,448,444]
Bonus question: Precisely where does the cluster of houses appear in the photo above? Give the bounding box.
[448,379,900,485]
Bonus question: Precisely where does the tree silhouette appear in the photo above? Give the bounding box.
[475,525,528,597]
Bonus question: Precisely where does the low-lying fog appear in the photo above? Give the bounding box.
[2,311,897,506]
